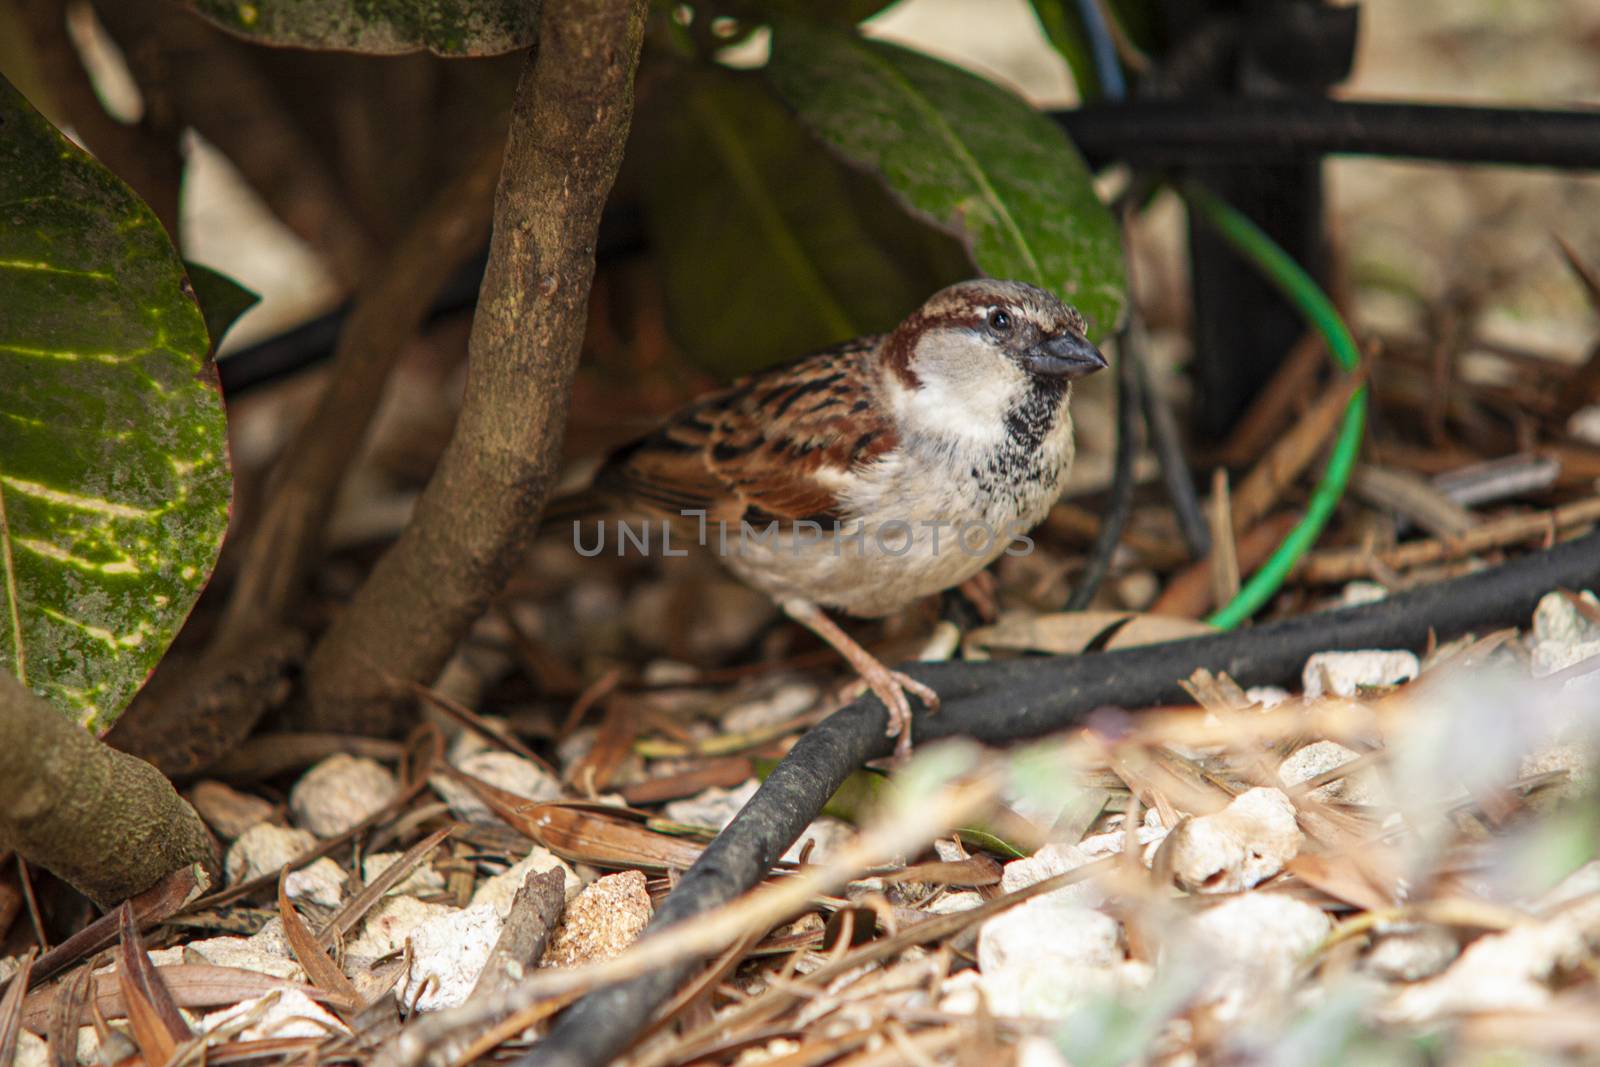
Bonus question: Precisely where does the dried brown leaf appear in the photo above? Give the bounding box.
[276,873,363,1014]
[0,949,36,1067]
[116,902,191,1065]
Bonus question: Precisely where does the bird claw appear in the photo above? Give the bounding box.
[851,666,940,762]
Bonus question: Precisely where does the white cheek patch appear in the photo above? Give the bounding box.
[900,332,1022,446]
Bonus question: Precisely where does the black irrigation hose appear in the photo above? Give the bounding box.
[1065,327,1140,610]
[520,528,1600,1067]
[1055,99,1600,171]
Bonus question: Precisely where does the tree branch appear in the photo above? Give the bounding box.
[302,0,649,735]
[0,671,216,908]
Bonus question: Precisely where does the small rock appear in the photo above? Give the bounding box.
[185,927,304,982]
[1185,894,1332,1022]
[1303,650,1420,700]
[433,750,562,824]
[999,843,1103,906]
[664,780,759,830]
[362,851,447,897]
[541,870,652,968]
[289,755,398,838]
[188,781,276,840]
[925,891,984,915]
[976,896,1145,1019]
[720,681,819,734]
[473,846,583,910]
[1384,895,1600,1023]
[1364,925,1458,982]
[783,817,854,865]
[1246,686,1292,710]
[1167,787,1303,893]
[224,824,317,885]
[1115,570,1158,611]
[1568,404,1600,447]
[1014,1035,1072,1067]
[284,858,347,908]
[201,989,349,1040]
[399,902,506,1011]
[12,1030,44,1067]
[347,896,460,961]
[1339,581,1389,607]
[1278,740,1377,805]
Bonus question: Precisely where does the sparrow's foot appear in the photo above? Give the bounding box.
[782,598,939,760]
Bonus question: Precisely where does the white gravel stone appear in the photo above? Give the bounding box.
[1168,787,1303,894]
[1303,650,1420,700]
[1246,686,1292,709]
[185,926,304,982]
[663,780,760,830]
[201,988,349,1040]
[782,817,854,865]
[1186,894,1332,1022]
[1278,740,1377,804]
[720,681,820,734]
[999,842,1103,906]
[284,857,347,908]
[12,1029,45,1067]
[398,902,505,1011]
[976,897,1146,1019]
[224,824,317,885]
[1363,925,1459,982]
[473,845,583,910]
[289,755,398,838]
[362,851,447,897]
[347,896,460,961]
[432,750,561,824]
[1384,895,1600,1023]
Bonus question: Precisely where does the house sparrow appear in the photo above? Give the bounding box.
[577,279,1106,757]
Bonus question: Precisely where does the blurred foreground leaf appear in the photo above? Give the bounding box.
[0,75,232,731]
[183,262,259,354]
[182,0,537,56]
[767,19,1126,338]
[641,68,967,376]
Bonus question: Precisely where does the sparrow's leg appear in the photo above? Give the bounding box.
[781,598,939,760]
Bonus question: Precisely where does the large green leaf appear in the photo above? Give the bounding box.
[640,68,968,377]
[181,0,538,56]
[1028,0,1102,101]
[0,75,232,732]
[766,20,1126,339]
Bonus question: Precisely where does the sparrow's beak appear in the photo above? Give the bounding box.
[1021,333,1108,380]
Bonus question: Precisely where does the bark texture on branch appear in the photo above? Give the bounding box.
[303,0,649,735]
[0,671,217,908]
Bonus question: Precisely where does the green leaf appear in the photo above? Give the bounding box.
[766,19,1126,339]
[0,75,232,732]
[1028,0,1101,101]
[181,0,538,56]
[640,67,968,377]
[183,262,259,354]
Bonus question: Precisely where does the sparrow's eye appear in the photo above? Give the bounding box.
[988,309,1013,333]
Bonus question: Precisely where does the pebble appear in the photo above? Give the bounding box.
[289,754,398,838]
[431,750,561,824]
[1279,740,1377,804]
[224,824,317,885]
[1166,787,1303,893]
[541,870,653,968]
[1303,650,1420,700]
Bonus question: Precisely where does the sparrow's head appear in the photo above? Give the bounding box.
[882,279,1107,440]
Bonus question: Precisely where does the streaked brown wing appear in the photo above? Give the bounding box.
[595,338,897,526]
